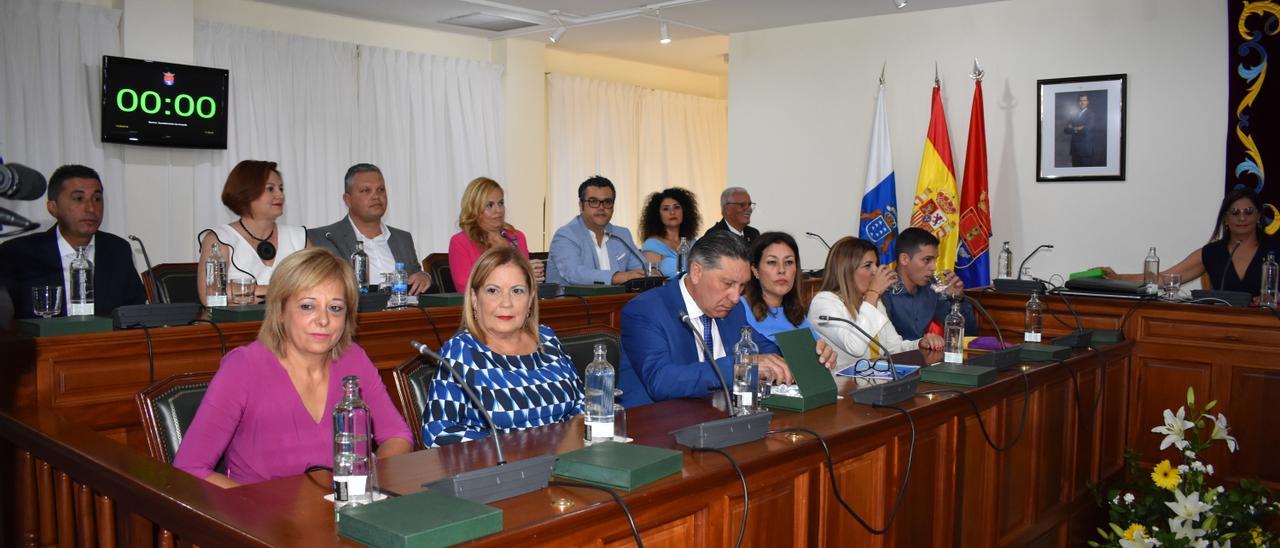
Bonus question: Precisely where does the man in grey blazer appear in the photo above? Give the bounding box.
[308,163,432,294]
[547,176,650,286]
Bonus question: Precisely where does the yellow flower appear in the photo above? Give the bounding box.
[1151,459,1181,490]
[1252,526,1264,546]
[1123,523,1147,540]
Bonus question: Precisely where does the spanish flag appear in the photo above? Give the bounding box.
[911,83,960,273]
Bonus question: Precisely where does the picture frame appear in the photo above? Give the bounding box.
[1036,74,1126,181]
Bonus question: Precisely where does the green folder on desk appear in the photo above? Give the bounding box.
[761,327,838,412]
[553,441,682,490]
[337,490,502,547]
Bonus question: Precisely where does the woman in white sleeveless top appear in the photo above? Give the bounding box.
[197,160,308,304]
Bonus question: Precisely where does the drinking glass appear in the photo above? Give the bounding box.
[229,278,256,305]
[32,286,62,318]
[1161,273,1181,301]
[612,403,627,442]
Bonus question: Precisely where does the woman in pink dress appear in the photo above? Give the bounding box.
[447,177,544,291]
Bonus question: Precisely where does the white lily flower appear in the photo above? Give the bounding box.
[1167,489,1212,524]
[1120,529,1162,548]
[1153,407,1194,450]
[1169,516,1206,540]
[1212,540,1231,548]
[1207,464,1215,476]
[1210,413,1238,452]
[1178,464,1190,473]
[1191,461,1206,472]
[1124,492,1135,504]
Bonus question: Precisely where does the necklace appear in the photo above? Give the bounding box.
[238,219,277,261]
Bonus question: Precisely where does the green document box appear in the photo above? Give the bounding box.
[337,490,502,548]
[17,316,114,337]
[920,363,997,387]
[561,284,626,296]
[1019,342,1072,361]
[418,293,464,308]
[208,305,266,323]
[762,328,838,412]
[553,441,683,490]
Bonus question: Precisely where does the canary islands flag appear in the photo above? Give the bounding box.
[860,83,899,266]
[911,83,960,273]
[956,79,992,288]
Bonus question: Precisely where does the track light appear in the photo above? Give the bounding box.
[895,0,908,8]
[549,26,566,43]
[659,21,671,44]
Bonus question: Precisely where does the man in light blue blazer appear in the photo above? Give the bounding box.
[617,231,836,408]
[547,176,650,286]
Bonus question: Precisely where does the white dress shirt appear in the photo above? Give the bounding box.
[807,291,917,367]
[349,218,396,282]
[679,276,726,360]
[56,229,95,315]
[586,225,612,271]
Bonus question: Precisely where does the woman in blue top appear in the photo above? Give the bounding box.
[423,246,584,447]
[741,231,817,342]
[640,187,701,279]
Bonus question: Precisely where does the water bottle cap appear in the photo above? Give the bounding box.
[342,375,360,384]
[395,262,405,269]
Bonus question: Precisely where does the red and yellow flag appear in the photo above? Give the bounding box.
[911,83,960,272]
[956,79,992,288]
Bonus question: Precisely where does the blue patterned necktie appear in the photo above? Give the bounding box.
[700,315,714,362]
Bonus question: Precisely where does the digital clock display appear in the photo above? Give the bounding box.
[101,55,229,149]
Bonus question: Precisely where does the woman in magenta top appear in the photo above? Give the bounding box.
[448,177,544,291]
[174,248,412,487]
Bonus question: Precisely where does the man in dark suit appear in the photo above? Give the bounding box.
[617,231,834,407]
[1064,94,1098,167]
[0,164,145,319]
[704,186,759,244]
[307,163,431,294]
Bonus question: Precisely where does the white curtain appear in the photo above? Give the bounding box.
[547,73,726,238]
[0,0,123,233]
[193,21,359,238]
[355,47,504,255]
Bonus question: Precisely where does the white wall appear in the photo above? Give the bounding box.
[729,0,1225,284]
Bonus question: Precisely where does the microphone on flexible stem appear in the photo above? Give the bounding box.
[805,232,832,250]
[0,207,39,233]
[992,244,1053,293]
[129,235,168,304]
[323,231,343,250]
[668,314,773,449]
[1043,288,1095,349]
[606,229,652,275]
[498,229,518,249]
[410,341,554,503]
[1219,240,1243,290]
[1017,244,1054,280]
[0,163,48,200]
[957,295,1024,369]
[817,315,918,405]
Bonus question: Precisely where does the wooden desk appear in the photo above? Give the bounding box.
[970,290,1280,488]
[3,344,1130,547]
[0,294,635,452]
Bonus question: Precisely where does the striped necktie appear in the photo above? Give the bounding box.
[700,315,714,362]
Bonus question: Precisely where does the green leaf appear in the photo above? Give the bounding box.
[1187,386,1195,406]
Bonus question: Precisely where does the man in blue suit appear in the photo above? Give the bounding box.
[0,165,145,319]
[547,176,650,286]
[618,231,835,407]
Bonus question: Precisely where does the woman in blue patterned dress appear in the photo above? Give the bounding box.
[422,246,585,447]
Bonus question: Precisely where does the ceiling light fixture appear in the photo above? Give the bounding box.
[657,9,671,44]
[549,25,566,43]
[895,0,908,8]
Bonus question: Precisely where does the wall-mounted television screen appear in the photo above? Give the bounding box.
[101,55,229,149]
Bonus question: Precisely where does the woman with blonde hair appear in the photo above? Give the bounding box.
[447,177,544,291]
[423,246,582,447]
[807,237,940,367]
[175,247,411,487]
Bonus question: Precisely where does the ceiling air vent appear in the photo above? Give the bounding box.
[439,12,540,32]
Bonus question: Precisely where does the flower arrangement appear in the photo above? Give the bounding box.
[1091,387,1279,547]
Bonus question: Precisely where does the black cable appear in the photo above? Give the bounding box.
[128,323,157,384]
[548,480,644,548]
[1059,347,1106,432]
[1044,294,1078,330]
[304,464,334,491]
[692,447,747,548]
[1117,298,1153,335]
[569,294,593,325]
[189,319,228,355]
[920,370,1030,452]
[415,306,445,347]
[768,405,916,535]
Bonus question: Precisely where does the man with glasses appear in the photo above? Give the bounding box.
[705,187,760,244]
[547,176,649,285]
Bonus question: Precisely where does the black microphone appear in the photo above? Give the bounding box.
[498,229,518,248]
[679,312,737,415]
[804,232,832,250]
[0,163,48,201]
[323,231,343,251]
[1017,244,1054,280]
[0,207,39,230]
[606,229,651,275]
[410,340,555,502]
[817,315,918,405]
[1219,240,1243,290]
[128,235,167,304]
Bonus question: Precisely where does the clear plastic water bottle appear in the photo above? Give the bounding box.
[1261,251,1279,307]
[1024,291,1043,343]
[350,242,370,294]
[944,300,965,363]
[69,246,94,316]
[1143,247,1160,286]
[333,376,376,511]
[997,241,1013,279]
[583,343,616,443]
[732,326,761,414]
[204,242,227,307]
[676,237,691,275]
[388,262,409,307]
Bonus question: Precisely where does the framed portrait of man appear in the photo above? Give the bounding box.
[1036,74,1127,181]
